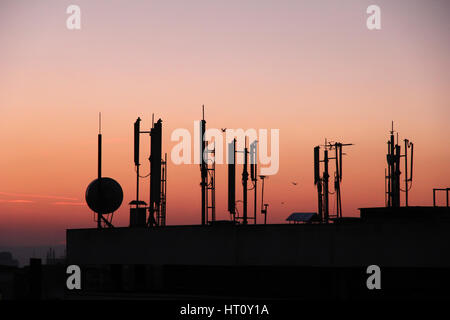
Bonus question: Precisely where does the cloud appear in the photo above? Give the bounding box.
[0,199,34,204]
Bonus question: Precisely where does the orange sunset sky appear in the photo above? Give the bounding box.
[0,0,449,247]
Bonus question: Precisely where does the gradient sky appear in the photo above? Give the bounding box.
[1,0,449,247]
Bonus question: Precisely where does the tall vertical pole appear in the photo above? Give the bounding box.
[260,176,265,214]
[98,114,102,181]
[317,182,323,222]
[314,146,322,222]
[136,167,140,205]
[388,123,395,207]
[205,140,209,225]
[242,138,248,225]
[163,153,167,225]
[387,141,391,207]
[97,113,102,229]
[200,106,207,226]
[254,168,257,224]
[404,139,408,207]
[334,144,341,219]
[252,141,257,224]
[134,117,141,206]
[340,144,343,218]
[149,119,152,224]
[394,144,401,207]
[323,149,329,223]
[389,133,395,207]
[264,204,268,225]
[228,139,236,222]
[385,168,388,206]
[148,118,163,227]
[211,144,216,223]
[260,175,266,225]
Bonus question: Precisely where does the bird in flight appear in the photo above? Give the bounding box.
[221,128,227,132]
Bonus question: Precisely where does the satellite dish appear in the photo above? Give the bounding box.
[85,177,123,214]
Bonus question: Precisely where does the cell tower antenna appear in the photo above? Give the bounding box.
[228,139,236,221]
[200,105,207,225]
[98,113,102,180]
[85,115,123,229]
[259,175,268,225]
[314,141,353,223]
[242,137,248,225]
[385,122,413,207]
[97,112,102,228]
[134,117,142,204]
[148,118,163,227]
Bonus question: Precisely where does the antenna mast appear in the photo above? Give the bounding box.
[260,175,268,224]
[97,113,102,228]
[314,140,353,223]
[242,137,249,225]
[86,114,123,229]
[200,105,208,225]
[385,122,413,207]
[250,140,258,224]
[228,139,236,222]
[149,119,163,227]
[134,117,142,206]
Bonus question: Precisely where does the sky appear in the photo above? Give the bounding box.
[0,0,449,248]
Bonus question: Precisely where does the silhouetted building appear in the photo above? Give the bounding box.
[66,205,450,299]
[0,252,18,267]
[46,248,66,265]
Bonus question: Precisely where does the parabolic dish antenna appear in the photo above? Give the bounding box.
[85,177,123,214]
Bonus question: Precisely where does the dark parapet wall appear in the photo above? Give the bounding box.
[67,209,450,268]
[360,206,450,221]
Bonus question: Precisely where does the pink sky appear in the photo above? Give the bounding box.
[0,0,449,246]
